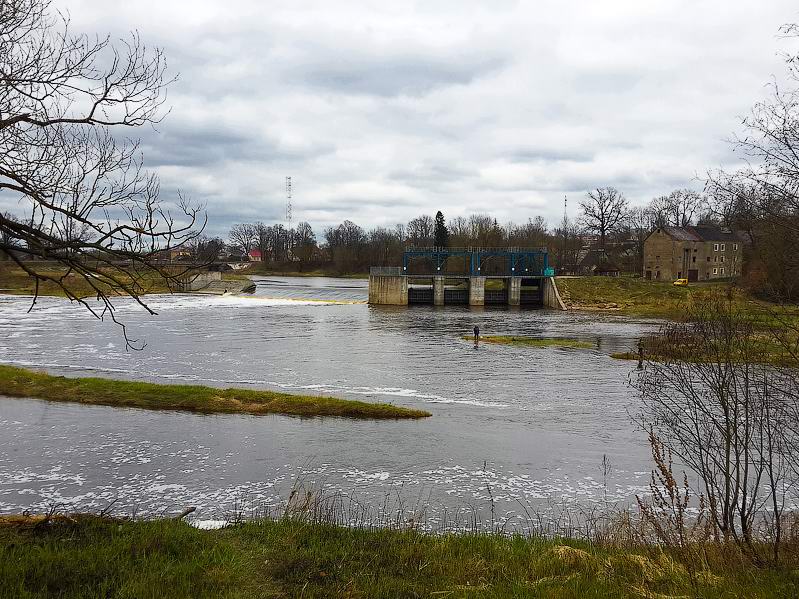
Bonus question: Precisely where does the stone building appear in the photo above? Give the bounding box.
[643,226,744,282]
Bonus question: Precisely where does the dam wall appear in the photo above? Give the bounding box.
[369,272,567,310]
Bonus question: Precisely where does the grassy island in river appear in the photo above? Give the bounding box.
[0,365,430,419]
[466,336,594,349]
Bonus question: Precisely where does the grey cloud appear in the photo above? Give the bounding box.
[291,51,506,97]
[388,164,477,186]
[139,124,334,168]
[507,148,595,164]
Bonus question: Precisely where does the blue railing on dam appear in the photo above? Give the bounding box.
[401,247,551,276]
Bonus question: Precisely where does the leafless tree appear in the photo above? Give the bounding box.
[579,187,628,251]
[553,214,583,274]
[406,214,434,247]
[664,189,703,227]
[324,220,365,273]
[228,223,258,257]
[467,214,505,248]
[626,206,655,274]
[0,210,18,259]
[634,292,799,564]
[703,24,799,299]
[0,0,203,343]
[186,235,223,263]
[293,221,317,268]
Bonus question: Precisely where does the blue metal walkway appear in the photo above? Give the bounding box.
[402,247,551,276]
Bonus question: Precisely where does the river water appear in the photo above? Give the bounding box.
[0,276,661,529]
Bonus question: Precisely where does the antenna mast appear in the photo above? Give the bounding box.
[285,176,293,229]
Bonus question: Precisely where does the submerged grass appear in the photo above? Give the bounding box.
[1,515,796,598]
[466,336,595,349]
[0,364,430,419]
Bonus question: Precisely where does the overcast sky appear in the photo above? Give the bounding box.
[49,1,799,236]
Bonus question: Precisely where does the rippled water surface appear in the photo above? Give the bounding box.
[0,277,661,527]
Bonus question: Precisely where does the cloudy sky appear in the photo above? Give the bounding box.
[57,0,799,236]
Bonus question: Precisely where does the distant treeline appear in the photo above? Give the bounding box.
[197,188,725,276]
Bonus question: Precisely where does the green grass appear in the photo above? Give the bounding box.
[554,276,754,319]
[0,264,178,298]
[1,516,796,598]
[0,364,430,420]
[466,336,595,349]
[611,337,799,367]
[0,264,252,298]
[242,264,369,279]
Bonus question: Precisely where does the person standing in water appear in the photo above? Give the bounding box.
[473,325,480,345]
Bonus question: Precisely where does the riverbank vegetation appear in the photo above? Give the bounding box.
[632,290,799,567]
[0,365,430,419]
[2,513,796,599]
[554,276,782,319]
[466,335,594,349]
[0,264,248,298]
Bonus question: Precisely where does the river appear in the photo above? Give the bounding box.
[0,276,661,530]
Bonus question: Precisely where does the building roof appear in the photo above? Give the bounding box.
[660,226,700,241]
[656,226,744,243]
[688,226,744,242]
[248,248,262,258]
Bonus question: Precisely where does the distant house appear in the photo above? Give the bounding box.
[578,249,621,277]
[643,226,744,282]
[248,248,262,262]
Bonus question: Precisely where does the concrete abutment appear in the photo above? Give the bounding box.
[368,275,566,310]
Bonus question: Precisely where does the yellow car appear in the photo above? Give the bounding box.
[673,278,689,287]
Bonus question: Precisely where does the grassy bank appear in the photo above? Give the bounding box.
[554,276,769,319]
[243,264,368,279]
[1,515,795,598]
[0,264,247,298]
[0,365,430,419]
[611,336,798,367]
[466,336,594,349]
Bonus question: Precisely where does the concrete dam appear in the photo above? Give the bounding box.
[368,248,566,309]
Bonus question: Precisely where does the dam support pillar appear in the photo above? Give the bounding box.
[508,277,521,306]
[368,275,408,305]
[433,276,445,306]
[542,276,567,310]
[469,277,485,306]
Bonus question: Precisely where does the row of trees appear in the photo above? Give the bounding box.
[218,187,716,275]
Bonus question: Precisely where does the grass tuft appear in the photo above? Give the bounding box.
[0,364,431,420]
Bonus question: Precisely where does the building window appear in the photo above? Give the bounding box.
[721,243,725,251]
[713,268,718,275]
[734,243,738,251]
[692,256,696,263]
[714,243,719,251]
[714,256,718,262]
[706,257,710,262]
[720,256,725,263]
[720,267,725,275]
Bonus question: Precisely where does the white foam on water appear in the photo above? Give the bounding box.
[190,519,229,530]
